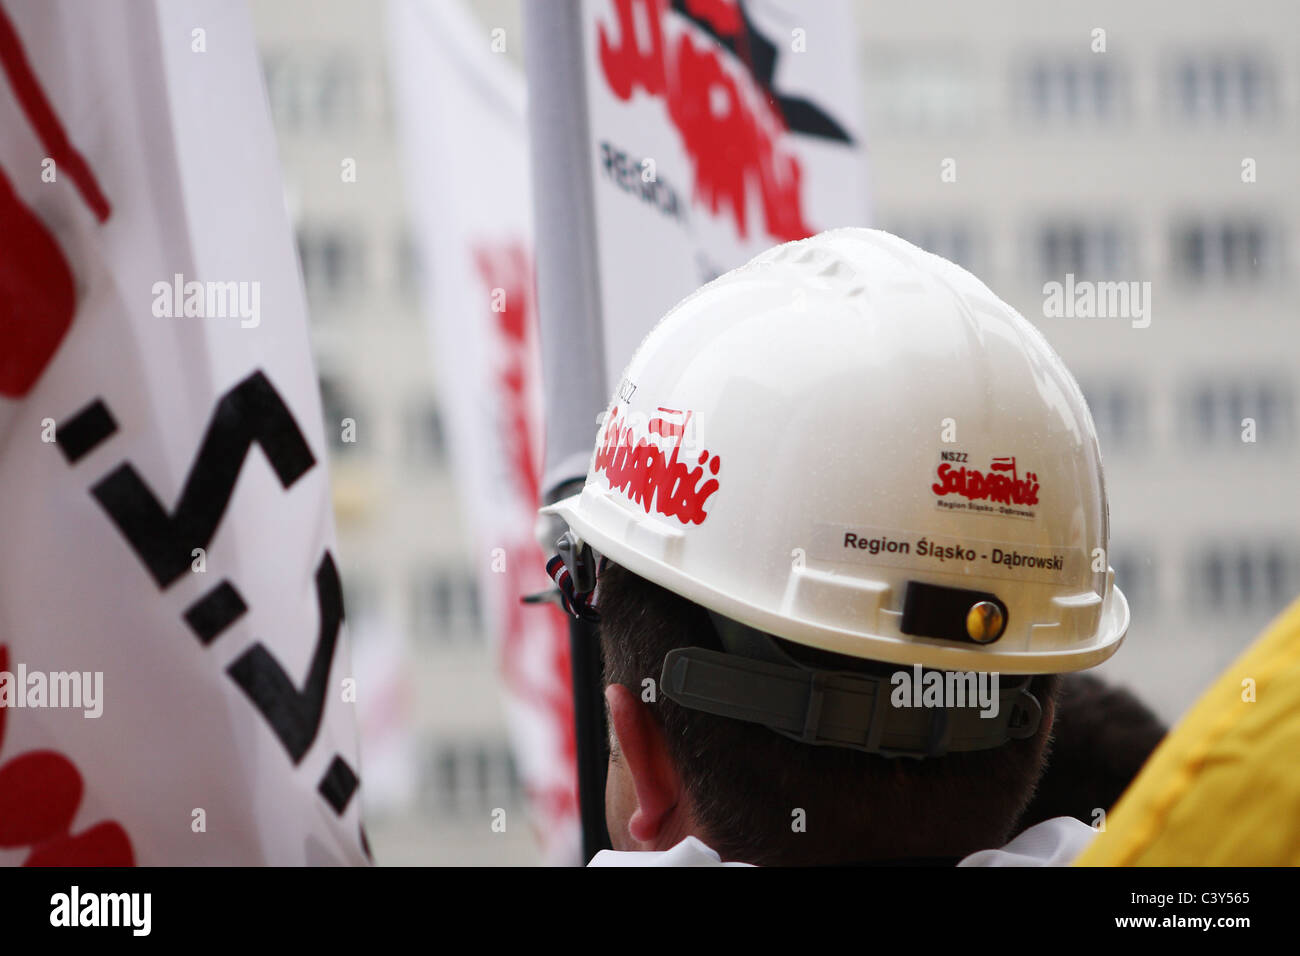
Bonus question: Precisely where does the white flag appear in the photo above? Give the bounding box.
[528,0,870,493]
[0,0,367,865]
[388,0,581,864]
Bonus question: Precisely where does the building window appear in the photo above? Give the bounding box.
[314,55,361,129]
[423,740,522,816]
[260,52,364,131]
[411,568,483,642]
[395,229,424,304]
[1034,221,1132,281]
[1188,544,1294,613]
[1019,58,1126,122]
[1180,378,1294,446]
[1079,380,1147,451]
[887,221,982,274]
[1111,549,1156,618]
[317,375,361,455]
[340,573,374,628]
[297,226,366,304]
[862,50,981,133]
[262,53,304,130]
[1170,218,1281,283]
[1170,53,1276,121]
[407,402,446,464]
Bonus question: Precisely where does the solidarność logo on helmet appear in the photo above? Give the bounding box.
[595,406,721,525]
[932,454,1040,518]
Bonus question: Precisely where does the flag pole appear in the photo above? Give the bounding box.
[523,0,612,862]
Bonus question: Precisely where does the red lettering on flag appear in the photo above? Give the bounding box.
[596,0,812,242]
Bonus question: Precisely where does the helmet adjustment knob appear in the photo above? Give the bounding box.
[966,601,1006,644]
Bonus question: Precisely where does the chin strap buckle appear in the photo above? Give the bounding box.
[523,530,606,622]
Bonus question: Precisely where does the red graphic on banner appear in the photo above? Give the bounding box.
[0,646,135,866]
[596,0,812,242]
[0,165,75,398]
[932,456,1040,507]
[0,5,112,398]
[684,0,741,35]
[474,245,579,827]
[595,406,721,524]
[0,9,111,222]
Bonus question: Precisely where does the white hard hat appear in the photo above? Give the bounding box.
[543,228,1128,676]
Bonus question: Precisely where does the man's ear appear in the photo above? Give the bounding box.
[605,682,684,846]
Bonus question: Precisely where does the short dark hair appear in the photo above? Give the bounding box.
[1014,672,1166,833]
[597,561,1062,865]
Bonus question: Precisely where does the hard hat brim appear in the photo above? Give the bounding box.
[543,486,1130,676]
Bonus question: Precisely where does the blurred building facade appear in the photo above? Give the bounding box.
[249,0,534,865]
[860,0,1300,719]
[248,0,1298,863]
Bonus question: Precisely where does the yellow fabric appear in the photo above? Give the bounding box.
[1076,594,1300,866]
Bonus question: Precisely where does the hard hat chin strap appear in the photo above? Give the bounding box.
[660,611,1043,759]
[536,531,606,622]
[535,542,1044,758]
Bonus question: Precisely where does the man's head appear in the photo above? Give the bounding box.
[540,228,1128,863]
[597,561,1062,865]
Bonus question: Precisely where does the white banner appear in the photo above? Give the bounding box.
[582,0,868,407]
[529,0,869,494]
[388,0,581,864]
[0,0,367,865]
